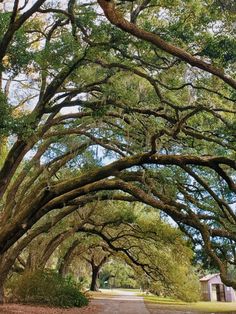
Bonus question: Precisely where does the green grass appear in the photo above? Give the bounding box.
[144,295,236,312]
[142,295,186,305]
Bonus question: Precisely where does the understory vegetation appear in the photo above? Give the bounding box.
[7,270,88,308]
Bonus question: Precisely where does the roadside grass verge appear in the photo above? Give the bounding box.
[143,295,236,312]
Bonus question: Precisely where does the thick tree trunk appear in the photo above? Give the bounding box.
[0,261,11,305]
[0,254,13,305]
[38,231,73,270]
[0,280,4,304]
[90,265,100,291]
[58,239,79,277]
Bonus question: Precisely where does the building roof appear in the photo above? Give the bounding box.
[200,273,220,282]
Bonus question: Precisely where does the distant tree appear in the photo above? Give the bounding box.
[82,246,111,291]
[99,259,137,289]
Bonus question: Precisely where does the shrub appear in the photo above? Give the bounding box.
[7,270,88,308]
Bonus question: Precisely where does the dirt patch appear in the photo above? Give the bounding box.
[0,302,104,314]
[0,292,148,314]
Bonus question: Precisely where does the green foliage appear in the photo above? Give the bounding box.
[200,35,236,65]
[99,260,138,288]
[0,12,11,39]
[0,91,36,139]
[140,267,201,302]
[34,32,81,71]
[0,92,12,136]
[12,113,37,139]
[0,13,33,75]
[0,138,7,168]
[8,270,88,308]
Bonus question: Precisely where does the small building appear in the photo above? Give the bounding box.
[200,273,236,302]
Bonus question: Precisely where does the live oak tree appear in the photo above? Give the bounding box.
[0,0,236,303]
[81,244,111,291]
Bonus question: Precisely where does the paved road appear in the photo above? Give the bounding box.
[91,290,150,314]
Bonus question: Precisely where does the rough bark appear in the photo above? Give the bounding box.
[58,239,79,277]
[90,264,100,291]
[37,231,74,270]
[87,254,109,291]
[0,253,14,304]
[0,280,4,305]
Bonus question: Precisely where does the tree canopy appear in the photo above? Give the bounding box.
[0,0,236,301]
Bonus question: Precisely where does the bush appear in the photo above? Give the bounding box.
[148,270,201,303]
[7,270,88,308]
